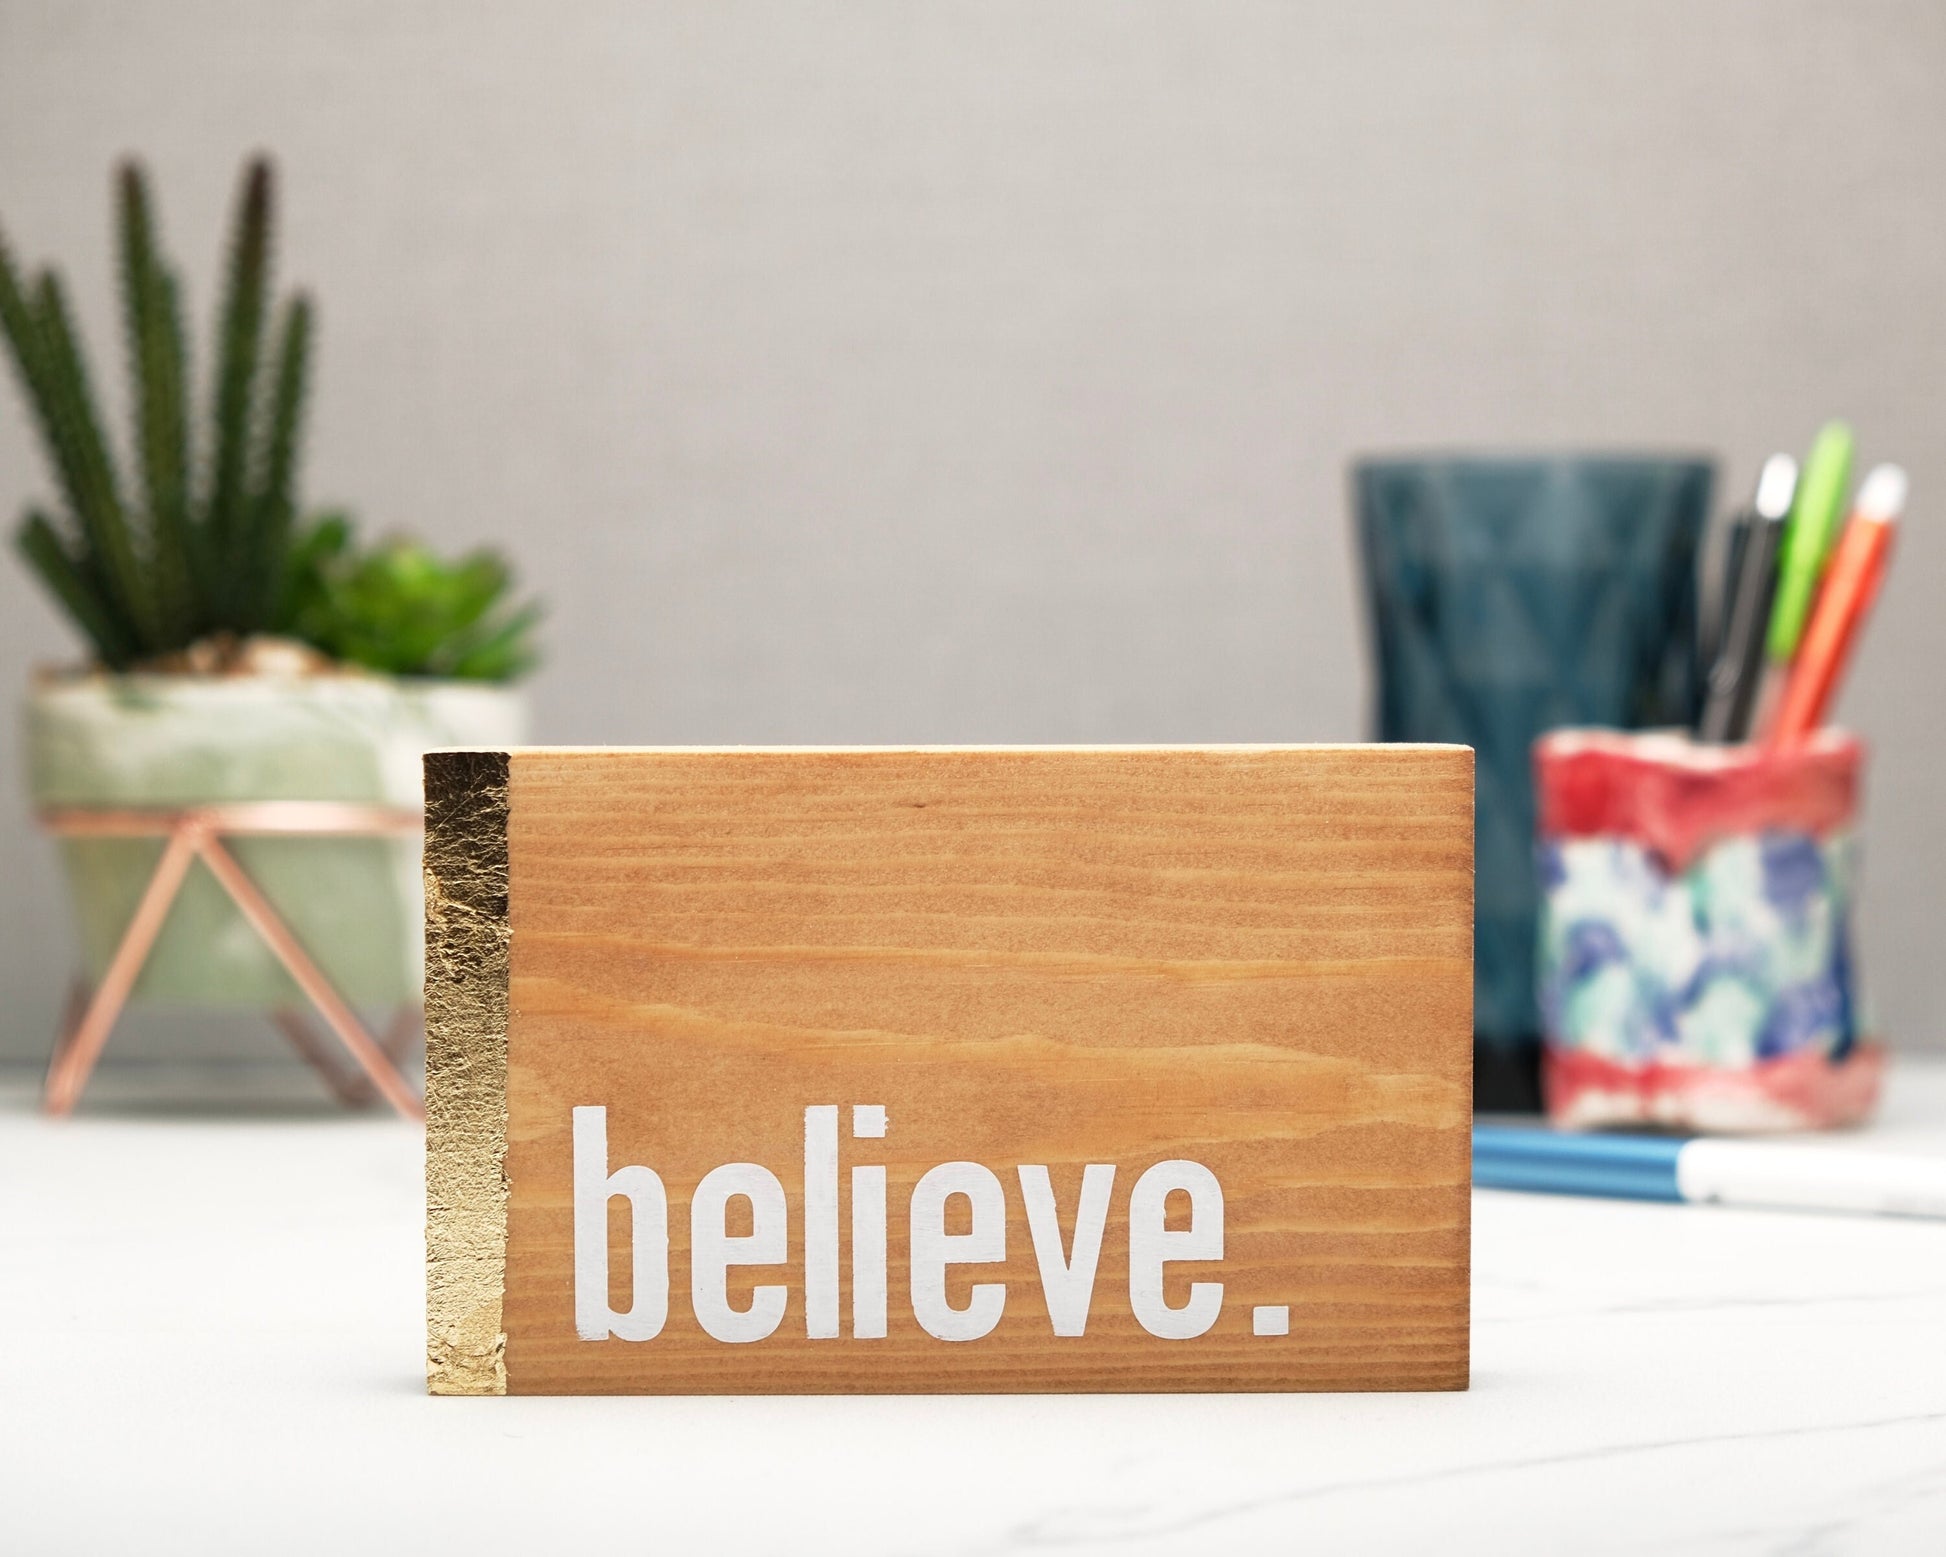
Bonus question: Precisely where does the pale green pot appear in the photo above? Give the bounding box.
[26,674,528,1007]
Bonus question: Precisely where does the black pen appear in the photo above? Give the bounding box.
[1697,455,1797,743]
[1700,511,1749,678]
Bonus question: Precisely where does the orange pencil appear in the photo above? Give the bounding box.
[1770,464,1906,744]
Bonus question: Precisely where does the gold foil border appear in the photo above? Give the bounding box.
[423,748,511,1395]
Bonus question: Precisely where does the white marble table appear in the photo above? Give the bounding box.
[3,1062,1944,1555]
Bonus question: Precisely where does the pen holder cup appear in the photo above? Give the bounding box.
[1533,728,1883,1134]
[1354,453,1713,1109]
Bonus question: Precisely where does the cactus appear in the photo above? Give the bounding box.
[118,163,195,643]
[0,155,312,666]
[2,157,535,681]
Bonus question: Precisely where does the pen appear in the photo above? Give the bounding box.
[1473,1126,1946,1220]
[1702,513,1751,679]
[1697,454,1795,742]
[1766,422,1855,665]
[1753,423,1854,737]
[1769,465,1906,744]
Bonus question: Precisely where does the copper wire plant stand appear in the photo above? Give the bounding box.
[38,801,426,1121]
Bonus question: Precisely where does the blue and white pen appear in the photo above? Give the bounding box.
[1474,1126,1946,1221]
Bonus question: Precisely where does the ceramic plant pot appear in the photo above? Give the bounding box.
[26,672,528,1007]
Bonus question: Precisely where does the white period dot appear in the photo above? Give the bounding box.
[852,1104,886,1138]
[1252,1305,1290,1337]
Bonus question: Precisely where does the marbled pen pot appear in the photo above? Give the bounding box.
[1534,728,1882,1133]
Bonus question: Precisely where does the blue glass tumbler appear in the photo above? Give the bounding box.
[1353,454,1714,1110]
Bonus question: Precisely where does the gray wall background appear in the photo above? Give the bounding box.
[2,1,1943,1068]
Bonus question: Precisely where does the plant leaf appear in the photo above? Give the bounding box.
[16,508,135,667]
[118,161,194,642]
[0,228,97,561]
[241,292,310,630]
[446,600,542,681]
[207,157,272,620]
[33,272,156,648]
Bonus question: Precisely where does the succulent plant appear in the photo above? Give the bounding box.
[1,156,312,667]
[2,156,538,683]
[282,514,541,681]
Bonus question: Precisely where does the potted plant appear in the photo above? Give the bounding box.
[2,157,536,1020]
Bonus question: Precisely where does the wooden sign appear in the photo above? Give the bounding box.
[424,746,1472,1395]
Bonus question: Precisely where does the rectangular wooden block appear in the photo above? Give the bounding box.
[425,745,1473,1395]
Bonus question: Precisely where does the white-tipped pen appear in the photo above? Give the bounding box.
[1754,453,1798,520]
[1854,463,1908,523]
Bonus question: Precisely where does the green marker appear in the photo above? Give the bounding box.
[1766,421,1855,664]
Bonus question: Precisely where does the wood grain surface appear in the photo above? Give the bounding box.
[488,745,1472,1393]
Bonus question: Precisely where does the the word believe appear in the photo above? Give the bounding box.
[573,1104,1226,1344]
